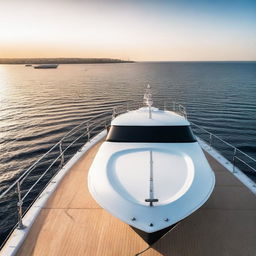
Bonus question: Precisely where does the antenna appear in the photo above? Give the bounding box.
[143,84,153,119]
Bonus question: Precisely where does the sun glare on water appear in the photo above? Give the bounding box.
[0,66,9,98]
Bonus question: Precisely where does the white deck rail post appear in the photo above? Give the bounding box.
[16,181,25,229]
[59,141,64,168]
[87,123,90,142]
[112,107,117,119]
[209,134,213,150]
[184,106,187,119]
[232,148,237,173]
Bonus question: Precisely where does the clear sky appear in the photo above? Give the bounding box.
[0,0,255,61]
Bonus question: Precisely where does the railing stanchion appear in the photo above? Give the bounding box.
[184,106,187,119]
[173,101,176,111]
[164,101,166,111]
[17,181,25,229]
[87,123,90,142]
[209,134,213,150]
[112,107,117,119]
[105,118,109,131]
[233,148,237,173]
[59,141,64,168]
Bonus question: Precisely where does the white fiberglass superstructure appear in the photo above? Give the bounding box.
[88,86,215,244]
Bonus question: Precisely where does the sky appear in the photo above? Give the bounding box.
[0,0,255,61]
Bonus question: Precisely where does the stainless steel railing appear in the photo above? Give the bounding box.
[0,103,139,236]
[0,110,113,230]
[168,102,255,178]
[172,101,188,119]
[0,101,255,245]
[190,121,256,176]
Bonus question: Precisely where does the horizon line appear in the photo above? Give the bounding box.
[0,57,256,62]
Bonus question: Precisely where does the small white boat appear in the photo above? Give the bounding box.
[88,86,215,244]
[34,64,58,69]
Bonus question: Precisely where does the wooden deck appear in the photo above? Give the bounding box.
[16,141,256,256]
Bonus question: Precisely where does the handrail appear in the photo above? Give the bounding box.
[190,121,256,165]
[0,103,138,232]
[0,100,255,237]
[0,142,61,198]
[61,111,112,140]
[234,156,256,173]
[0,111,117,231]
[0,111,112,199]
[22,122,106,202]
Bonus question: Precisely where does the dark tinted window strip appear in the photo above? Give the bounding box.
[106,126,197,143]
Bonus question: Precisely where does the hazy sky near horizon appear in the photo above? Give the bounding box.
[0,0,255,61]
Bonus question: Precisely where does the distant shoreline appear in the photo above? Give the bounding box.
[0,59,254,65]
[0,58,134,65]
[140,60,256,63]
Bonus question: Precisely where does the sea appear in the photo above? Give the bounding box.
[0,61,256,245]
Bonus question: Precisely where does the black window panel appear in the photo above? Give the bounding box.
[106,126,197,143]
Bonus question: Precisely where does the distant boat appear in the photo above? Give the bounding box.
[25,64,32,67]
[34,64,58,69]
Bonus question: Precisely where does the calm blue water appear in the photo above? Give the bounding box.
[0,62,256,244]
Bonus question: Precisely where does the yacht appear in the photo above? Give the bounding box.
[88,86,215,244]
[33,64,58,69]
[0,86,255,256]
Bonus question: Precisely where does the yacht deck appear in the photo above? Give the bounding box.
[15,140,256,256]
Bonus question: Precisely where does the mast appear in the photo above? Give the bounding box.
[143,84,153,119]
